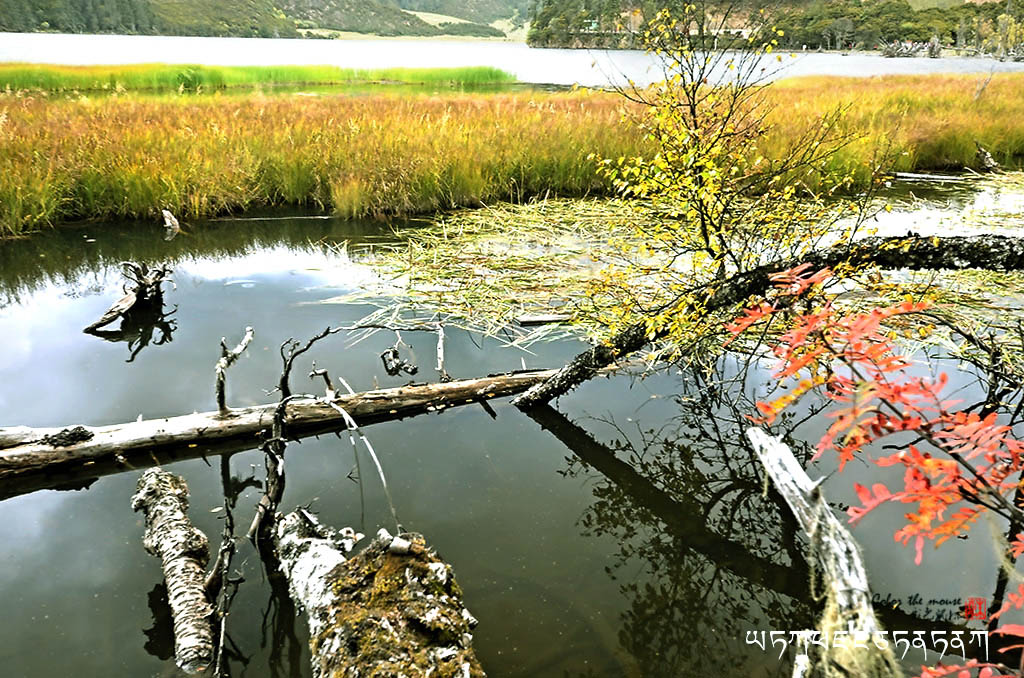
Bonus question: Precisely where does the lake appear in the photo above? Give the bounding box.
[0,177,1018,677]
[3,32,1024,86]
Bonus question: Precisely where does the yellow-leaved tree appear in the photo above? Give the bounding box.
[582,3,884,363]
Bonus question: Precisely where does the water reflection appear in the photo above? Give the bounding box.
[3,195,1024,676]
[526,357,1012,674]
[84,295,177,363]
[528,377,815,677]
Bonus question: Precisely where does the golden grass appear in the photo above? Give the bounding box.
[767,73,1024,182]
[2,73,1023,237]
[0,90,636,236]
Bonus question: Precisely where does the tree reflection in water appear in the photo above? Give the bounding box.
[85,299,176,363]
[527,363,967,676]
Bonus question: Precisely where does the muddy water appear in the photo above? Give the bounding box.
[0,191,1016,677]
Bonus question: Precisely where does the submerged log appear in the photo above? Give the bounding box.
[746,428,900,678]
[131,468,214,674]
[274,511,485,678]
[514,233,1024,408]
[0,369,566,501]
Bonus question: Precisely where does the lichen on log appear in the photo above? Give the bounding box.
[274,511,485,678]
[131,468,214,673]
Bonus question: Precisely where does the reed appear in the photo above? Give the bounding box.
[0,63,517,92]
[2,72,1024,238]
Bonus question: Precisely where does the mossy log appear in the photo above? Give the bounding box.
[131,468,214,674]
[0,369,561,501]
[274,511,485,678]
[513,233,1024,408]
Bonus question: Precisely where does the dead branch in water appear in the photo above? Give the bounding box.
[131,468,214,674]
[84,262,172,333]
[746,428,900,678]
[215,327,254,415]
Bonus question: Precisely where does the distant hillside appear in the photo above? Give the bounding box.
[0,0,296,36]
[281,0,508,36]
[397,0,527,24]
[282,0,438,35]
[0,0,514,38]
[527,0,1020,48]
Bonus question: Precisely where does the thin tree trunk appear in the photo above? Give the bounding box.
[514,234,1024,408]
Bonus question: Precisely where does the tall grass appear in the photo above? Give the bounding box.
[2,73,1024,238]
[0,63,517,92]
[765,74,1024,182]
[0,90,637,236]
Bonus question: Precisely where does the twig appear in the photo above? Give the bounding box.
[215,327,254,415]
[435,325,450,382]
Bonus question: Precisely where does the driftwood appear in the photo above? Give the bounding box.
[84,262,172,333]
[274,511,485,678]
[746,428,900,678]
[131,468,214,674]
[513,233,1024,408]
[516,313,572,326]
[214,327,254,414]
[892,171,979,183]
[0,369,571,501]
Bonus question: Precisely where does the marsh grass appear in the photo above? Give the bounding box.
[766,74,1024,182]
[0,64,517,93]
[0,89,637,236]
[3,73,1024,237]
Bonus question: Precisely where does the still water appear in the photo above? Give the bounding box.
[0,189,1015,677]
[3,32,1024,87]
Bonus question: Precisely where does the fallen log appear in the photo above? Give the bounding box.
[513,233,1024,408]
[0,369,567,501]
[274,511,485,678]
[131,468,214,674]
[746,428,900,678]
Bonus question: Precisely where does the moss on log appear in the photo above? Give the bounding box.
[274,511,485,678]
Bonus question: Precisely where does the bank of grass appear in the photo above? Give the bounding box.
[3,72,1024,238]
[0,63,517,92]
[765,73,1024,185]
[0,89,635,236]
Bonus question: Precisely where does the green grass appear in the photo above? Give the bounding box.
[0,64,517,93]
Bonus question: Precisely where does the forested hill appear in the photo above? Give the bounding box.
[0,0,296,36]
[0,0,524,38]
[527,0,1017,49]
